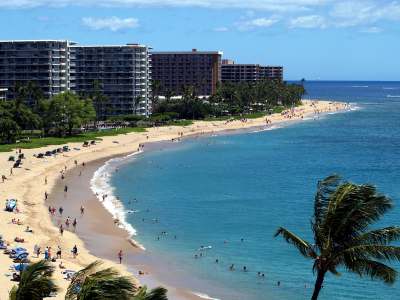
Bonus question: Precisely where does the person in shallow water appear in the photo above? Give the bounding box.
[118,249,123,264]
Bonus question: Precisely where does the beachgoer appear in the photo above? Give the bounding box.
[243,266,247,272]
[64,185,68,193]
[56,246,62,259]
[10,168,13,176]
[44,247,49,260]
[229,264,235,271]
[59,224,64,236]
[80,206,85,215]
[118,250,123,264]
[59,207,64,215]
[61,174,65,180]
[2,175,6,182]
[72,245,78,258]
[34,244,40,258]
[45,176,47,185]
[72,218,77,230]
[74,160,78,166]
[59,261,65,269]
[44,191,48,200]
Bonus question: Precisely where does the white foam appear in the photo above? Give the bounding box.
[351,85,369,88]
[387,95,400,98]
[90,151,146,250]
[191,292,221,300]
[251,124,283,133]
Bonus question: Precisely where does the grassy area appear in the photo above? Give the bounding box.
[0,127,146,153]
[167,120,194,126]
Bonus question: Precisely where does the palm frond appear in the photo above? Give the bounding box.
[275,227,316,258]
[312,174,342,248]
[331,185,392,239]
[347,259,397,284]
[134,286,168,300]
[343,245,400,262]
[15,260,58,300]
[9,286,17,300]
[355,227,400,245]
[66,260,136,300]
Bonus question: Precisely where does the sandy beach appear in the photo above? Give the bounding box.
[0,100,349,299]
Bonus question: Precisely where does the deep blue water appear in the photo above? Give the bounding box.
[111,81,400,300]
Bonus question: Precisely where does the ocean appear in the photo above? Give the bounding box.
[95,81,400,300]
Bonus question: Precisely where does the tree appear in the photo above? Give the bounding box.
[275,175,400,300]
[151,80,162,113]
[43,92,96,136]
[0,117,20,144]
[134,286,168,300]
[90,80,110,120]
[9,260,58,300]
[65,261,136,300]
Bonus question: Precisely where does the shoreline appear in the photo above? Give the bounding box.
[0,100,350,299]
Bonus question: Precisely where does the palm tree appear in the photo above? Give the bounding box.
[134,286,168,300]
[9,260,58,300]
[65,261,136,300]
[275,175,400,300]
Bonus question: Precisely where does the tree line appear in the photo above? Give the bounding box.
[153,80,306,119]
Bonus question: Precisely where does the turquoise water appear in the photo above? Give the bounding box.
[111,81,400,300]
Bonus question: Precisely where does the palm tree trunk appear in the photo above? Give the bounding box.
[311,270,325,300]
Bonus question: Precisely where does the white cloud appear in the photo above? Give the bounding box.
[330,1,400,27]
[0,0,327,11]
[82,16,139,31]
[237,16,279,30]
[289,15,326,29]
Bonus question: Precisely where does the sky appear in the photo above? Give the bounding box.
[0,0,400,81]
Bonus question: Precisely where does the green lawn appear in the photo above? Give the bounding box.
[0,127,146,153]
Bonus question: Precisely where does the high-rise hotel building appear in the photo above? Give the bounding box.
[221,59,283,83]
[69,44,152,116]
[0,40,152,116]
[151,49,222,96]
[0,40,71,103]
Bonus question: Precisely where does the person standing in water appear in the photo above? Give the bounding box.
[118,250,123,264]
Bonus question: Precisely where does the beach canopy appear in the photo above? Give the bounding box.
[5,199,17,212]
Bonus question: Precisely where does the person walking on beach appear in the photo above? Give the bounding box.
[72,218,77,231]
[59,224,64,236]
[118,249,123,264]
[44,191,48,200]
[72,245,78,258]
[64,185,68,193]
[59,206,64,216]
[10,168,13,176]
[34,244,40,258]
[44,176,47,185]
[56,246,62,259]
[80,205,85,215]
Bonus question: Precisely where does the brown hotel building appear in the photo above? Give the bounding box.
[151,49,222,96]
